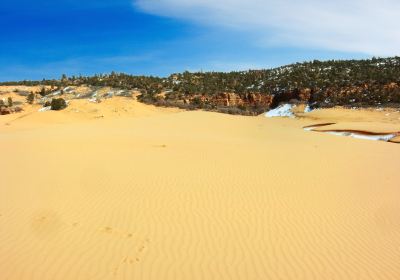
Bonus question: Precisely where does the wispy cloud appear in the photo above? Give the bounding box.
[135,0,400,56]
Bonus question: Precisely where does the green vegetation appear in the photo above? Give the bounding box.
[39,86,50,97]
[2,57,400,114]
[26,92,35,104]
[7,97,13,107]
[50,98,67,110]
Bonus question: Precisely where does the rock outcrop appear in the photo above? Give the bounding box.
[0,107,11,115]
[185,92,273,107]
[0,106,24,115]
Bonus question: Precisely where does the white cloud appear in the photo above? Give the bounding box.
[135,0,400,55]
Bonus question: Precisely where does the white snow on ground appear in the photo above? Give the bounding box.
[88,92,100,103]
[304,125,396,142]
[304,105,313,113]
[265,104,295,118]
[88,98,99,103]
[63,86,73,93]
[325,131,396,141]
[105,92,114,98]
[38,106,51,112]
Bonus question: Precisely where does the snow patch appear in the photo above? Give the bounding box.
[63,86,73,93]
[88,98,99,103]
[304,105,313,113]
[265,104,295,118]
[304,125,396,142]
[38,106,51,112]
[325,131,396,141]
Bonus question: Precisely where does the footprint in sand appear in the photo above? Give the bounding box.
[135,238,150,259]
[100,226,135,240]
[112,238,151,276]
[68,221,135,241]
[103,226,113,233]
[154,144,167,148]
[31,210,62,239]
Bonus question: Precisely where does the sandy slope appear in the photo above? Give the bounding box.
[0,85,53,94]
[1,100,400,280]
[299,107,400,142]
[0,97,180,130]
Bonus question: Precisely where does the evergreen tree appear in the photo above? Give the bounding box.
[26,92,35,104]
[7,97,13,107]
[39,86,48,97]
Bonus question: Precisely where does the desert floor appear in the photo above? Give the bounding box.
[1,97,400,279]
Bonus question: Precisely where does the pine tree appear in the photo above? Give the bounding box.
[27,92,35,104]
[7,97,13,107]
[61,74,68,87]
[39,86,47,97]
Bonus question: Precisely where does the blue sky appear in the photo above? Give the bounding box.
[3,0,398,81]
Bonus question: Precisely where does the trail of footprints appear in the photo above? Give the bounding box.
[7,213,150,277]
[66,221,150,277]
[113,237,151,277]
[3,212,151,277]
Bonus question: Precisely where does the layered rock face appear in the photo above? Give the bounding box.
[298,88,312,102]
[271,83,400,108]
[310,83,400,106]
[0,106,11,115]
[156,81,400,115]
[185,92,273,107]
[0,106,23,115]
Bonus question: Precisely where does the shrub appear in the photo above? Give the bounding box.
[26,92,35,104]
[237,104,246,111]
[51,98,67,110]
[7,97,13,107]
[14,106,23,113]
[191,96,202,105]
[39,87,49,97]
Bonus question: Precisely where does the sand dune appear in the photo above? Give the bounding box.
[1,100,400,279]
[299,107,400,142]
[300,106,400,124]
[0,97,180,130]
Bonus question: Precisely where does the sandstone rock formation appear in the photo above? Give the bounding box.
[0,107,11,115]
